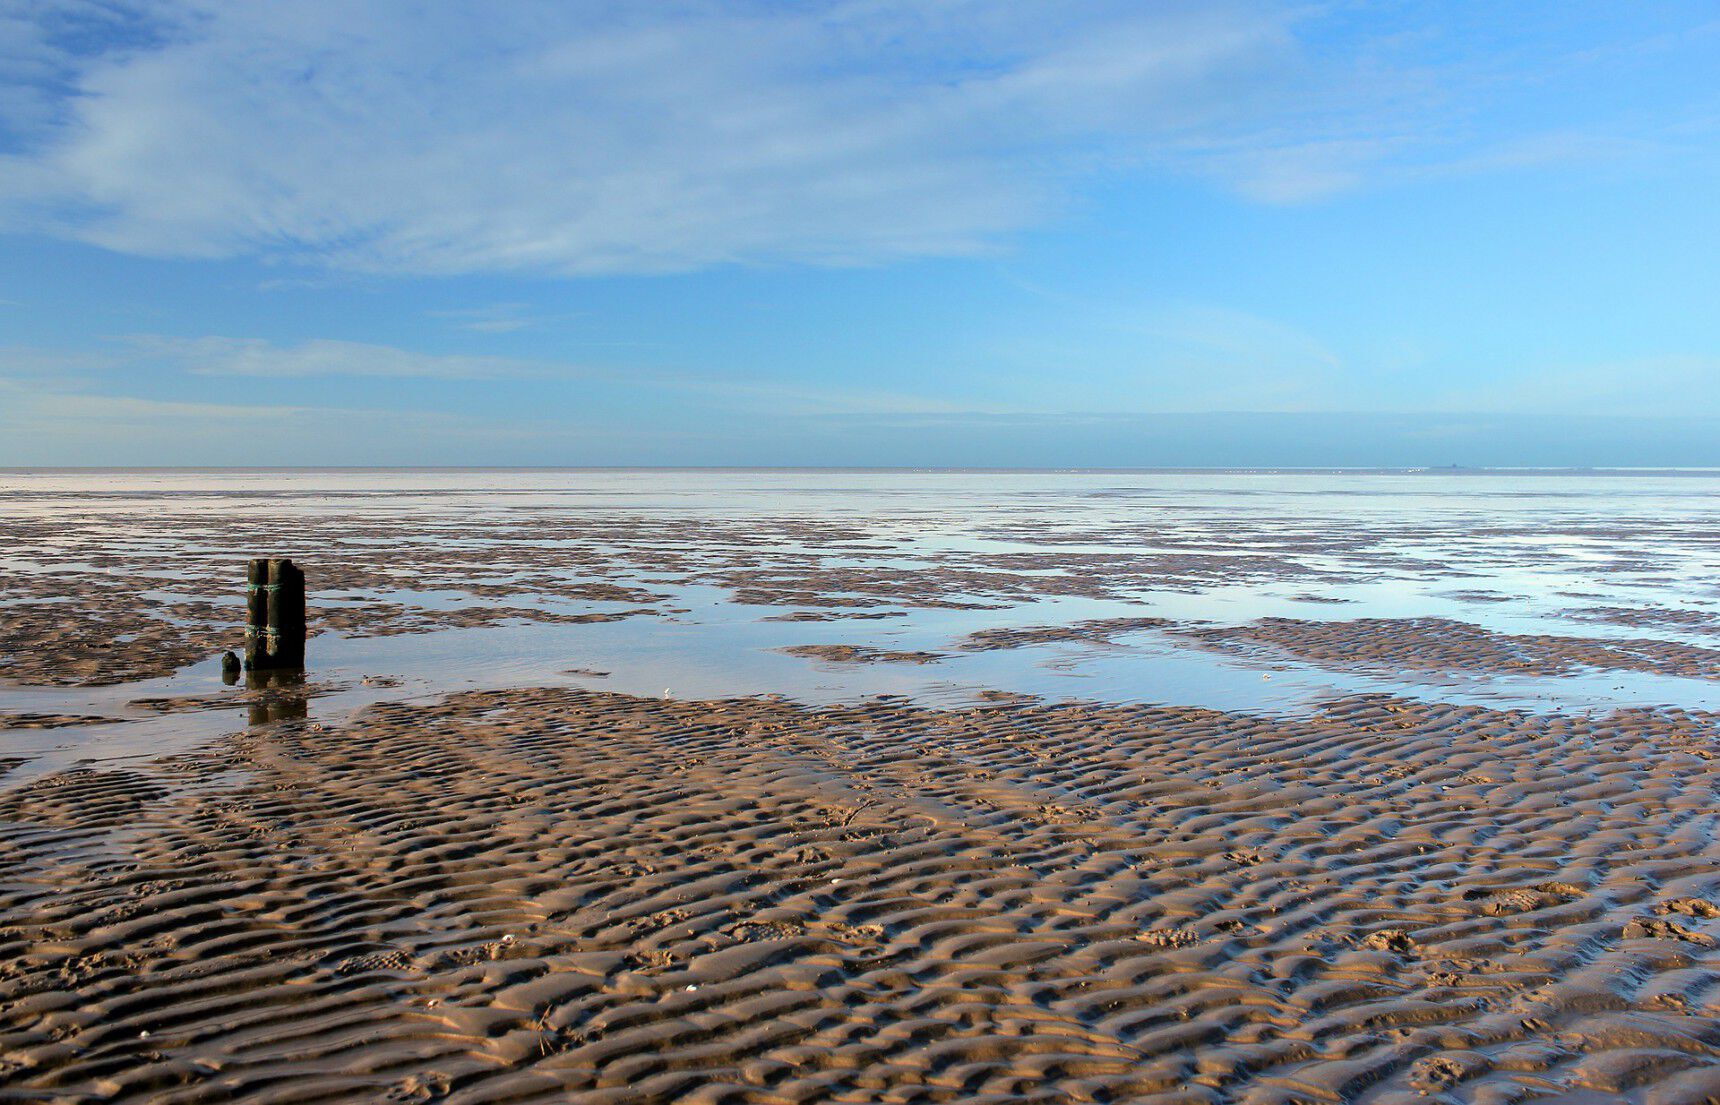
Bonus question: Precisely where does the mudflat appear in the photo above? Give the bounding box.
[1,469,1718,1102]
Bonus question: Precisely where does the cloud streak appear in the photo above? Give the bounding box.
[0,334,986,418]
[427,303,548,334]
[0,372,589,464]
[123,336,564,380]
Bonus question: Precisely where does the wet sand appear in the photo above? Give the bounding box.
[3,469,1720,1102]
[3,689,1718,1102]
[779,645,947,665]
[1174,618,1720,682]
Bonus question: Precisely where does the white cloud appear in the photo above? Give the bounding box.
[3,0,1614,277]
[3,3,1707,277]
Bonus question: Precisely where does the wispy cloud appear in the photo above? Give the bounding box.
[0,375,320,423]
[0,334,979,419]
[666,378,1011,418]
[1434,354,1720,418]
[0,2,1260,274]
[980,283,1354,411]
[0,366,976,465]
[3,2,1701,276]
[427,303,550,334]
[122,335,566,380]
[0,372,581,463]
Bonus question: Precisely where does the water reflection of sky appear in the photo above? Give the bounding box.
[3,468,1719,784]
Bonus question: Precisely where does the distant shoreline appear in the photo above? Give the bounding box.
[5,465,1720,477]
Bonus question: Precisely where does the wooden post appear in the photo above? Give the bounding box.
[269,558,307,669]
[244,558,269,670]
[245,557,306,670]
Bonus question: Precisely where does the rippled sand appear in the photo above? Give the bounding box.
[4,689,1719,1102]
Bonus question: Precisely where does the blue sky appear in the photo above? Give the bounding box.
[1,1,1717,466]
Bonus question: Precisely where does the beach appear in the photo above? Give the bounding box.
[2,469,1718,1103]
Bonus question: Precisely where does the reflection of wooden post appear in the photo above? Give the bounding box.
[245,557,306,670]
[246,668,308,724]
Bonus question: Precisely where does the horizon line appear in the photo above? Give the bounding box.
[5,465,1720,476]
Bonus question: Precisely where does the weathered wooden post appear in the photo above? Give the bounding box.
[269,558,307,669]
[245,557,306,671]
[245,559,269,660]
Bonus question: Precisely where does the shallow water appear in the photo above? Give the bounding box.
[3,467,1719,779]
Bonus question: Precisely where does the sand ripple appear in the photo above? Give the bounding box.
[2,690,1718,1102]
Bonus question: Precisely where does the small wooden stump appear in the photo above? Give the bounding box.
[245,558,306,671]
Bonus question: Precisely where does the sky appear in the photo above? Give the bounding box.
[1,0,1717,467]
